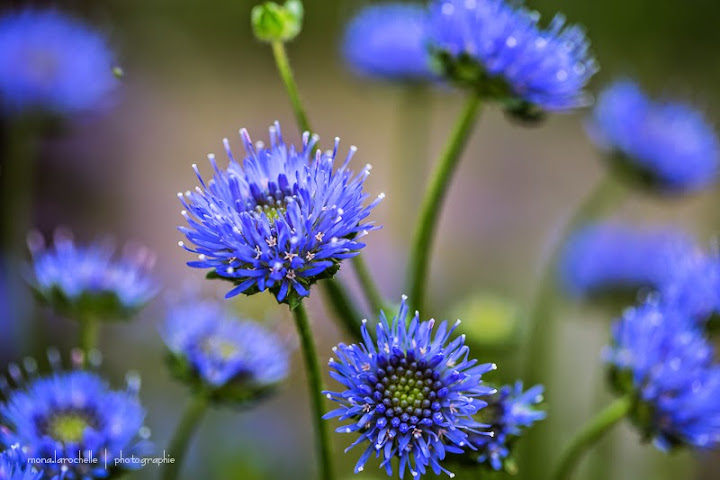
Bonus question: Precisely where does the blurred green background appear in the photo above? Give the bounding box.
[2,0,720,479]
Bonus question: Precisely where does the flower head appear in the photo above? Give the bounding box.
[604,300,720,451]
[588,80,720,193]
[27,230,157,320]
[0,446,43,480]
[178,122,382,306]
[427,0,597,116]
[342,4,435,82]
[0,9,118,116]
[0,366,150,479]
[324,297,497,478]
[163,298,289,404]
[468,382,545,472]
[559,222,693,301]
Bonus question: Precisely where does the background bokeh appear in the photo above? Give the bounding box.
[2,0,720,479]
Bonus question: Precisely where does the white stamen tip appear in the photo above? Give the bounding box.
[378,193,386,199]
[401,294,408,300]
[177,241,184,247]
[491,363,498,370]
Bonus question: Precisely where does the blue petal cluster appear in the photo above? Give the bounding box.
[658,247,720,322]
[28,231,157,320]
[342,4,435,82]
[0,370,149,479]
[604,300,720,451]
[427,0,597,111]
[324,297,497,478]
[163,298,289,401]
[0,9,118,116]
[470,382,545,471]
[0,446,43,480]
[178,122,383,304]
[588,80,720,192]
[559,222,693,299]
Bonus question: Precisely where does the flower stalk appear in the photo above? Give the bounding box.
[162,393,210,480]
[553,396,632,480]
[292,303,334,480]
[407,92,483,315]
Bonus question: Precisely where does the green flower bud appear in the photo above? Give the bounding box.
[251,0,304,43]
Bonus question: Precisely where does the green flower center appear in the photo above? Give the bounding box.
[47,412,91,443]
[253,202,287,225]
[203,336,240,360]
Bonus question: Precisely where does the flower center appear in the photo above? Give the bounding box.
[46,411,92,444]
[370,353,444,432]
[253,203,286,224]
[203,336,240,360]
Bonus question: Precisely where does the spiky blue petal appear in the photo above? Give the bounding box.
[342,4,435,82]
[178,122,382,304]
[163,298,289,403]
[0,370,149,479]
[588,80,720,192]
[27,230,157,320]
[469,382,545,471]
[427,0,597,111]
[0,9,118,116]
[0,446,44,480]
[605,300,720,450]
[559,222,693,299]
[325,297,496,478]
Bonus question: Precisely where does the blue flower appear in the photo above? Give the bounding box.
[427,0,597,114]
[324,297,497,478]
[27,230,157,320]
[178,122,383,305]
[0,9,118,116]
[0,369,150,479]
[658,247,720,323]
[342,4,435,82]
[588,80,720,193]
[162,298,290,404]
[559,222,693,300]
[0,446,44,480]
[604,300,720,451]
[468,382,545,472]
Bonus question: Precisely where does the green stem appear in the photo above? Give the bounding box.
[521,175,625,478]
[271,40,311,134]
[320,279,365,340]
[292,303,334,480]
[523,175,624,385]
[407,93,483,315]
[353,255,384,315]
[394,85,432,231]
[269,39,383,326]
[79,316,99,365]
[162,393,210,480]
[553,397,632,480]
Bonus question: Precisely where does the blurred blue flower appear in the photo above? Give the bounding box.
[0,370,149,479]
[324,296,497,478]
[659,246,720,323]
[604,300,720,451]
[427,0,597,113]
[0,9,118,116]
[178,122,383,305]
[342,3,435,82]
[469,382,545,472]
[0,446,43,480]
[27,230,157,320]
[588,80,720,193]
[163,298,289,404]
[559,222,693,300]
